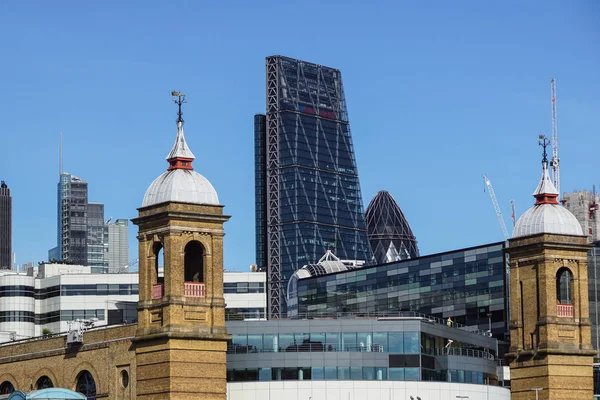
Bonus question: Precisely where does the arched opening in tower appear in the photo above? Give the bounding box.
[153,242,164,285]
[184,241,204,283]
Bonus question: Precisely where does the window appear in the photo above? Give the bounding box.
[184,241,204,282]
[76,371,96,399]
[121,370,129,388]
[0,381,14,395]
[557,268,573,304]
[36,376,53,390]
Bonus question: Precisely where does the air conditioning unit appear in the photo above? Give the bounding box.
[67,331,83,344]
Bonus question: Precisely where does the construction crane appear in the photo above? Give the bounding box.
[550,78,561,197]
[510,200,516,228]
[483,174,510,240]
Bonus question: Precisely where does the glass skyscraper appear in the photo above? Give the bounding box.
[107,219,129,273]
[87,202,106,271]
[49,173,89,265]
[365,190,419,264]
[256,55,371,318]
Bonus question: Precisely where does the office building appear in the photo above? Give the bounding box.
[289,242,508,341]
[106,219,129,273]
[563,189,600,243]
[0,181,11,270]
[257,55,371,318]
[365,190,419,264]
[0,263,138,343]
[224,271,267,320]
[87,202,106,271]
[49,173,88,265]
[226,317,509,400]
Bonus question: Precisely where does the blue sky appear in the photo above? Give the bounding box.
[0,1,598,271]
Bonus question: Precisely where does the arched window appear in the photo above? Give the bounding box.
[557,268,573,304]
[76,370,96,399]
[0,381,14,394]
[36,376,53,390]
[153,243,164,284]
[184,241,204,283]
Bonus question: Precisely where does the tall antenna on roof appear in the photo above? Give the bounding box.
[59,132,63,176]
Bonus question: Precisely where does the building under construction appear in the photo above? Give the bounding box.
[563,189,600,243]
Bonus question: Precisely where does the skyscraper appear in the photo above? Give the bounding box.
[107,219,129,273]
[0,181,11,270]
[365,190,419,264]
[87,202,106,271]
[256,55,371,318]
[49,173,89,265]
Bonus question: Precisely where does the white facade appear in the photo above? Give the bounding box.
[224,271,267,320]
[227,381,510,400]
[0,264,137,343]
[107,219,129,273]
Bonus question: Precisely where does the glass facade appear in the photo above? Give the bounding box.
[87,202,106,269]
[254,114,267,273]
[295,242,508,340]
[589,243,600,353]
[365,190,419,264]
[260,56,372,317]
[226,319,498,385]
[53,173,89,265]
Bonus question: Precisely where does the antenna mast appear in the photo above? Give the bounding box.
[550,78,560,197]
[483,174,510,241]
[59,132,63,176]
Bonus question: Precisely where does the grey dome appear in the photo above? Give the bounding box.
[142,169,219,207]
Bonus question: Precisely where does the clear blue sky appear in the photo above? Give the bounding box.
[1,1,598,271]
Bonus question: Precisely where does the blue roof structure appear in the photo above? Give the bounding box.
[4,389,86,400]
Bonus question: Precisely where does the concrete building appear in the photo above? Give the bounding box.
[563,189,600,243]
[0,181,11,270]
[506,140,595,399]
[106,219,129,273]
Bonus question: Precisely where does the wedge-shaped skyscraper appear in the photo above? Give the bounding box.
[256,56,371,318]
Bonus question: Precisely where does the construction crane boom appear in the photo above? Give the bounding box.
[510,200,516,228]
[483,174,510,240]
[551,77,560,197]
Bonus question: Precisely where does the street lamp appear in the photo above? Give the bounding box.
[531,387,543,400]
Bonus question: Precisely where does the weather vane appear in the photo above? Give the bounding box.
[538,134,549,165]
[171,91,186,124]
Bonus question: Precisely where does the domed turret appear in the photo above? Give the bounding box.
[513,136,582,238]
[142,92,219,207]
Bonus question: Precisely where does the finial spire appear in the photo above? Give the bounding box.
[172,91,186,124]
[166,91,195,171]
[533,135,559,205]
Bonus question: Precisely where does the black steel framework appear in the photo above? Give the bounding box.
[365,190,419,264]
[262,55,371,319]
[0,181,11,270]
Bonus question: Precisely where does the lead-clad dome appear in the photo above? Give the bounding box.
[142,93,220,208]
[513,152,582,238]
[142,169,219,207]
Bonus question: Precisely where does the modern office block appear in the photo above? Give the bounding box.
[258,56,371,318]
[563,189,600,243]
[107,219,129,273]
[87,202,106,271]
[291,242,508,340]
[365,190,419,264]
[224,271,267,320]
[51,173,89,265]
[0,181,11,270]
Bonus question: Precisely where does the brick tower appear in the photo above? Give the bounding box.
[506,137,595,400]
[132,92,230,399]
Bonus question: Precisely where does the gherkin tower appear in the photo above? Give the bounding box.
[365,190,419,264]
